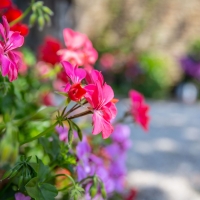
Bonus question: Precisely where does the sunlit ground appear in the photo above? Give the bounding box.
[118,100,200,200]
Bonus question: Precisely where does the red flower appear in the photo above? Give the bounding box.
[4,7,29,36]
[129,90,150,131]
[39,36,62,65]
[41,92,55,106]
[0,0,12,10]
[68,83,86,102]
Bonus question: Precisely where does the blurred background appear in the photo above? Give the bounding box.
[14,0,200,199]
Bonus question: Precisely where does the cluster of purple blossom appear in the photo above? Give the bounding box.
[56,123,131,198]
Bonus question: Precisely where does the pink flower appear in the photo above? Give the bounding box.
[85,69,104,86]
[15,192,31,200]
[0,16,24,81]
[100,53,115,69]
[61,61,86,101]
[85,82,117,139]
[129,90,150,131]
[58,28,98,71]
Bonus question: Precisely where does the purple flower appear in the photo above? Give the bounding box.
[76,137,115,193]
[180,56,200,79]
[15,193,31,200]
[0,16,24,81]
[111,124,132,150]
[55,125,77,143]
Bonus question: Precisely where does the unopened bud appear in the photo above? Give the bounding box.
[68,129,73,146]
[42,6,54,16]
[29,13,37,27]
[35,1,44,8]
[89,185,97,198]
[12,185,18,191]
[44,14,51,26]
[38,15,45,31]
[101,186,107,199]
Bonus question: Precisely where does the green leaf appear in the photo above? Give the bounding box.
[71,121,83,141]
[20,122,58,145]
[36,158,50,182]
[39,135,60,161]
[25,177,58,200]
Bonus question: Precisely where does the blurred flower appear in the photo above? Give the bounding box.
[61,61,86,101]
[56,125,77,143]
[106,143,127,192]
[85,81,117,139]
[129,90,150,131]
[4,7,29,36]
[15,192,31,200]
[180,56,200,79]
[0,0,12,10]
[125,188,138,200]
[41,92,55,106]
[56,125,69,143]
[0,16,24,81]
[14,51,28,75]
[38,36,62,65]
[111,124,132,150]
[55,168,71,189]
[35,61,51,78]
[100,53,115,69]
[58,28,98,71]
[76,138,115,194]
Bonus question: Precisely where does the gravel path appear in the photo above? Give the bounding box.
[118,100,200,200]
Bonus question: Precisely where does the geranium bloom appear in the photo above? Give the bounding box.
[85,81,117,139]
[39,36,62,65]
[0,16,24,81]
[76,138,114,194]
[58,28,98,71]
[0,0,12,10]
[61,61,86,101]
[4,7,29,36]
[129,90,150,131]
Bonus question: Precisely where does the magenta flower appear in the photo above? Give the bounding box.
[85,82,117,139]
[0,16,24,81]
[58,28,98,71]
[129,90,150,131]
[61,61,86,101]
[15,192,31,200]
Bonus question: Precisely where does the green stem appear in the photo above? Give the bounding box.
[9,0,35,27]
[67,110,92,120]
[20,121,58,145]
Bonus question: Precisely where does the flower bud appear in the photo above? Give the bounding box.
[44,14,51,26]
[38,15,45,31]
[68,129,73,146]
[42,6,54,16]
[89,185,97,198]
[100,185,107,199]
[29,13,37,27]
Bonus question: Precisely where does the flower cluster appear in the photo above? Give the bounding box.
[58,29,98,72]
[0,16,24,81]
[61,61,117,139]
[0,7,151,200]
[0,0,29,36]
[74,123,132,199]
